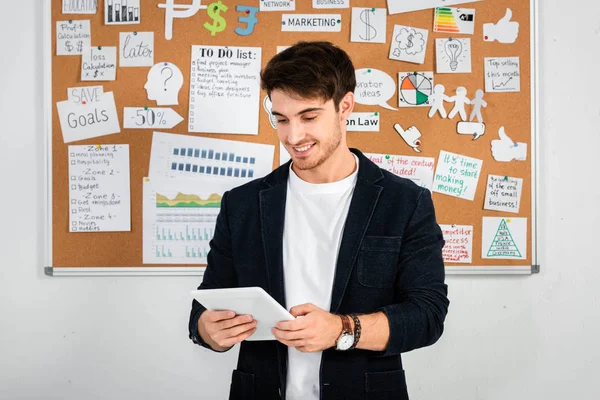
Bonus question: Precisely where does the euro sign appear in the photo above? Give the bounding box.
[204,1,228,36]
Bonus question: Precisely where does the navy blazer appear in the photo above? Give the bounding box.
[189,148,449,400]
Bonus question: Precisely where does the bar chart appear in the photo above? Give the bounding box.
[105,0,140,25]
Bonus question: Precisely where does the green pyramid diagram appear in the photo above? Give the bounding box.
[486,219,522,258]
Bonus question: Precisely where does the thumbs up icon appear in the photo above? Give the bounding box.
[484,8,519,44]
[491,127,527,162]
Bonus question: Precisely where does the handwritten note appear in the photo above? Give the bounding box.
[365,153,435,190]
[68,86,103,104]
[484,57,520,92]
[57,92,121,143]
[56,20,91,56]
[484,175,523,214]
[63,0,97,14]
[68,145,131,232]
[81,46,117,81]
[189,45,262,135]
[120,32,154,67]
[440,224,473,263]
[432,150,482,200]
[482,217,527,260]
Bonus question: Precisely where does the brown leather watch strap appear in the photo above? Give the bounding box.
[340,314,352,334]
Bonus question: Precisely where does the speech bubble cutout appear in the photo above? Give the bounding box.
[355,68,397,110]
[457,121,486,140]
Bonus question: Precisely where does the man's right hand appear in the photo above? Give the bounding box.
[198,310,257,352]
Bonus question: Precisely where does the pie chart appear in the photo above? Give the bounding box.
[399,72,434,107]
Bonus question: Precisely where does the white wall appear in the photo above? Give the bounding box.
[1,1,598,399]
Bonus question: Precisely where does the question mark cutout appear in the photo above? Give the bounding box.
[161,66,174,91]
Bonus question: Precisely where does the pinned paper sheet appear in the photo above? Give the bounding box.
[387,0,481,15]
[313,0,349,8]
[57,92,121,143]
[436,38,471,73]
[389,25,429,64]
[484,175,523,214]
[434,7,475,35]
[482,217,527,260]
[261,0,294,11]
[68,86,103,104]
[158,0,207,40]
[123,107,183,129]
[105,0,140,25]
[63,0,97,14]
[56,20,91,56]
[68,145,131,232]
[189,46,262,135]
[355,68,397,111]
[81,46,117,81]
[399,72,434,108]
[428,84,451,117]
[433,150,482,201]
[145,62,184,106]
[484,8,519,44]
[394,124,422,153]
[440,224,473,263]
[149,132,275,182]
[351,8,386,44]
[365,153,435,190]
[491,127,527,162]
[448,87,471,121]
[120,32,154,67]
[281,14,342,32]
[485,57,520,93]
[346,112,380,132]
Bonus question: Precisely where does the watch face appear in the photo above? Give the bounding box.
[337,334,354,351]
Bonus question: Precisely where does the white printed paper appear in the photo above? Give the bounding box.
[440,224,473,263]
[436,38,471,73]
[346,112,380,132]
[387,0,482,15]
[355,68,397,111]
[123,107,184,130]
[398,72,434,108]
[389,25,429,64]
[68,145,130,232]
[260,0,295,12]
[63,0,98,14]
[105,0,140,25]
[81,46,117,81]
[484,175,523,214]
[365,153,435,190]
[482,217,527,260]
[57,92,121,143]
[120,32,154,67]
[485,57,520,93]
[313,0,349,9]
[68,86,103,104]
[149,132,275,183]
[434,7,475,34]
[432,150,482,201]
[56,20,91,56]
[351,8,386,44]
[189,46,262,135]
[282,14,342,32]
[143,178,239,264]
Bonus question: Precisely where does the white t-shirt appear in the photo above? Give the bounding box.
[283,154,359,400]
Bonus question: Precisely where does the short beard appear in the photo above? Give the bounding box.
[292,122,342,171]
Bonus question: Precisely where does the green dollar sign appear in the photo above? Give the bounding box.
[204,1,228,37]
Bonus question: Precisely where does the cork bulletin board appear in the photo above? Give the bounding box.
[44,0,539,276]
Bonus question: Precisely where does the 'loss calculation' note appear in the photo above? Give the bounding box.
[68,145,131,232]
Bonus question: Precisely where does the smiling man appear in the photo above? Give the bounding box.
[189,41,449,400]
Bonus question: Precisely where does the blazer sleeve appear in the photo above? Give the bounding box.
[188,190,237,352]
[377,188,449,357]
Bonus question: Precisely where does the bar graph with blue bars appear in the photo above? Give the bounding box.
[170,145,257,179]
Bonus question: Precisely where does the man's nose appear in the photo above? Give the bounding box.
[286,121,306,145]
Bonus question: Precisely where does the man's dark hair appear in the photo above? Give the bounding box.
[260,41,356,112]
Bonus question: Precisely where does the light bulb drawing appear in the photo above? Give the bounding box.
[444,38,463,72]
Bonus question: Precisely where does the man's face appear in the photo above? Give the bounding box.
[270,89,344,171]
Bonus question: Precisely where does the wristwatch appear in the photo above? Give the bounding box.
[335,315,354,351]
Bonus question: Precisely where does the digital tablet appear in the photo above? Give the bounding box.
[191,287,295,341]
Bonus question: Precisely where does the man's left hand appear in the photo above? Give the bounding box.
[272,303,342,353]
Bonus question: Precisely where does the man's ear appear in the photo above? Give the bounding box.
[338,91,355,120]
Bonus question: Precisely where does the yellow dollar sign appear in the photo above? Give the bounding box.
[204,1,228,37]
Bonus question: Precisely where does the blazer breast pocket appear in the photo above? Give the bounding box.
[357,236,401,288]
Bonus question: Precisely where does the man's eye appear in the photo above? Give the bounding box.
[304,117,317,121]
[277,120,288,124]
